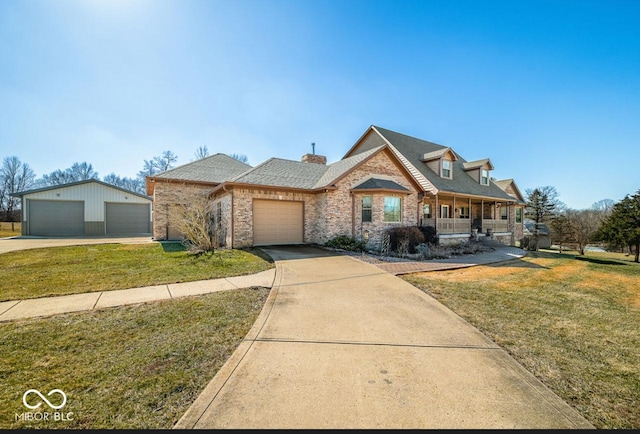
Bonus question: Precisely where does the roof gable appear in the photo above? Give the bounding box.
[421,148,458,162]
[462,158,494,171]
[12,179,151,200]
[351,178,410,193]
[369,126,517,201]
[494,178,525,203]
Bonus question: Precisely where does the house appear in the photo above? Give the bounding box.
[13,180,153,237]
[146,154,252,240]
[523,219,552,249]
[148,125,526,249]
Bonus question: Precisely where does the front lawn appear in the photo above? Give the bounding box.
[402,250,640,429]
[0,287,269,429]
[0,243,274,301]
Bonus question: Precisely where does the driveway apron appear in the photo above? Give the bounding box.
[175,246,593,429]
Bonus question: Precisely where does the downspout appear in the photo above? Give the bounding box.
[222,184,234,249]
[351,193,355,239]
[165,204,169,240]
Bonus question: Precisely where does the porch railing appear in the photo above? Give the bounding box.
[478,219,509,233]
[422,218,509,234]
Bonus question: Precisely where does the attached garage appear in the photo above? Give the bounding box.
[13,180,152,237]
[253,199,303,245]
[29,200,85,236]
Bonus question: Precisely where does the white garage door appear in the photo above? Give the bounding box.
[29,200,85,236]
[105,203,151,235]
[253,200,303,246]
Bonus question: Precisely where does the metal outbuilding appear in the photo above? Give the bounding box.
[12,180,152,237]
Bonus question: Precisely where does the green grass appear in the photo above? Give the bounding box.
[0,287,269,429]
[402,250,640,429]
[0,243,274,301]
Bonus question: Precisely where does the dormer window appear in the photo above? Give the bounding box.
[481,169,489,185]
[421,147,458,179]
[442,160,452,178]
[463,158,494,185]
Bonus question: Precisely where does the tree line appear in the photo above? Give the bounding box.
[525,185,640,262]
[0,147,248,222]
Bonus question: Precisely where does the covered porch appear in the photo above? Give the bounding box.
[421,194,515,235]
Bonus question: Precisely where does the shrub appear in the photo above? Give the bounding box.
[324,235,367,252]
[417,225,439,245]
[386,226,425,254]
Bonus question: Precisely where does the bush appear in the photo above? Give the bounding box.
[417,225,439,245]
[324,235,367,252]
[386,226,425,254]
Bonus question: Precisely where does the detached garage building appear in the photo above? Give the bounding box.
[13,180,152,237]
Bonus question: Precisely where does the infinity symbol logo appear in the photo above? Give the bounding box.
[22,389,67,410]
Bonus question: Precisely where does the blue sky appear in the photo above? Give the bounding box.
[1,0,638,209]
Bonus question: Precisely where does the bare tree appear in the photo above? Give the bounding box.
[566,209,601,255]
[167,184,217,254]
[137,159,157,182]
[136,151,178,183]
[0,156,36,221]
[38,161,99,186]
[153,150,178,172]
[591,198,615,215]
[228,153,248,164]
[103,173,145,194]
[194,146,209,160]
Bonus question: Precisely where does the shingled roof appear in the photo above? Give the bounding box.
[229,146,389,191]
[371,126,517,201]
[351,178,410,192]
[232,157,328,189]
[151,153,252,184]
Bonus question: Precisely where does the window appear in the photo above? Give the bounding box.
[481,169,489,185]
[459,206,470,219]
[442,160,452,178]
[383,196,401,222]
[361,196,372,223]
[422,203,431,219]
[441,204,450,219]
[516,208,522,223]
[501,206,508,220]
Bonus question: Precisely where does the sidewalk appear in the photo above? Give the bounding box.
[0,269,276,322]
[0,246,525,323]
[371,245,526,275]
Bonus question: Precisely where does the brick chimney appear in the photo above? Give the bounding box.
[301,142,326,164]
[301,153,327,165]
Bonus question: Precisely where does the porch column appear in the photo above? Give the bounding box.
[435,195,439,232]
[453,195,456,233]
[469,197,472,234]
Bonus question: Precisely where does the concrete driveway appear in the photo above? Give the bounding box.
[175,245,594,429]
[0,235,154,254]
